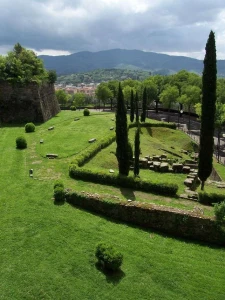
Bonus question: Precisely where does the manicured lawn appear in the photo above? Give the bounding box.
[0,111,225,299]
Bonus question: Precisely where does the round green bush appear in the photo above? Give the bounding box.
[95,242,123,271]
[54,186,65,203]
[25,122,35,133]
[54,180,64,190]
[16,136,27,149]
[83,108,90,116]
[70,106,76,111]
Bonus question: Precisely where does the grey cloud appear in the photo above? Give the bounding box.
[0,0,224,57]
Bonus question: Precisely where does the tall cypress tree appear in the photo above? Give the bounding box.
[141,87,147,122]
[130,89,134,122]
[135,92,139,123]
[198,31,217,190]
[134,126,140,176]
[116,83,130,176]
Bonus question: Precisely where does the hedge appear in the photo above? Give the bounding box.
[198,192,225,206]
[69,166,178,196]
[65,190,225,245]
[128,122,176,130]
[71,134,116,167]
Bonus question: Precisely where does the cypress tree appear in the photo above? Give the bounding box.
[198,31,217,190]
[141,87,147,122]
[134,126,140,176]
[116,83,130,176]
[135,92,139,123]
[130,89,134,122]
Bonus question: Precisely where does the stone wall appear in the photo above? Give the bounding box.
[0,82,60,123]
[66,191,225,245]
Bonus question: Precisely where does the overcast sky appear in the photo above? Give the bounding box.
[0,0,225,59]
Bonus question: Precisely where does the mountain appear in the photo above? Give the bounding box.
[39,49,225,77]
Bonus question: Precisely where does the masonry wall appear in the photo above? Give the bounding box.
[0,82,60,123]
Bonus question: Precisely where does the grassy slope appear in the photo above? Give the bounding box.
[0,111,225,299]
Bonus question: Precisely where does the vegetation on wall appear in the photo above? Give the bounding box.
[0,43,56,84]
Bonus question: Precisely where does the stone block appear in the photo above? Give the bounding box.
[46,153,58,158]
[183,166,191,174]
[89,138,96,143]
[152,155,161,162]
[48,126,54,130]
[172,163,183,173]
[184,178,193,187]
[153,161,161,171]
[159,162,169,172]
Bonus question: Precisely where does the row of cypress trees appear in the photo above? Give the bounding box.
[115,30,217,191]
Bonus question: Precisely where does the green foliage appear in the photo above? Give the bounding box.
[134,126,140,176]
[73,92,85,108]
[25,122,35,133]
[116,83,130,176]
[135,92,139,123]
[69,166,178,196]
[70,106,76,111]
[54,186,65,203]
[198,192,225,206]
[95,242,123,271]
[83,108,90,116]
[0,43,48,84]
[71,134,116,167]
[128,121,176,130]
[95,82,113,106]
[214,201,225,223]
[141,87,147,122]
[48,70,57,83]
[130,89,134,122]
[16,136,27,149]
[55,89,68,106]
[53,180,64,190]
[198,31,217,190]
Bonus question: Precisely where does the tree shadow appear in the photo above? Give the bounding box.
[119,187,136,201]
[95,262,125,285]
[146,126,152,137]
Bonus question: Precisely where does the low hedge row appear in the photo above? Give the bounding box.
[65,190,225,245]
[198,192,225,206]
[69,166,178,196]
[128,122,176,130]
[71,134,116,167]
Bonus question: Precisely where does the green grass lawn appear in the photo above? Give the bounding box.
[1,110,225,299]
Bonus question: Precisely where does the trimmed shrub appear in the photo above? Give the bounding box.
[54,180,64,190]
[83,108,90,116]
[16,136,27,149]
[25,122,35,133]
[69,166,178,196]
[95,242,123,271]
[198,192,225,206]
[214,201,225,223]
[54,186,65,203]
[128,122,176,130]
[70,106,76,111]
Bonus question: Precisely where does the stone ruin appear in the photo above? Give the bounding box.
[0,82,60,123]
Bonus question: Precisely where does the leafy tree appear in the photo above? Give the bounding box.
[141,87,147,122]
[198,31,217,190]
[180,85,201,130]
[123,86,132,109]
[55,89,68,106]
[73,92,85,108]
[130,89,135,122]
[160,85,179,122]
[95,83,112,109]
[107,80,118,109]
[143,79,157,107]
[116,83,130,176]
[0,43,48,84]
[134,126,140,176]
[48,70,57,83]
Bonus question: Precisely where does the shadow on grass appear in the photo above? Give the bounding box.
[146,126,152,137]
[54,200,65,206]
[67,202,225,249]
[95,262,125,285]
[120,187,136,201]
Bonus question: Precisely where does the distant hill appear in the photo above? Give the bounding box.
[39,49,225,77]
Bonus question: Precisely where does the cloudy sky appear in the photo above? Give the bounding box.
[0,0,225,59]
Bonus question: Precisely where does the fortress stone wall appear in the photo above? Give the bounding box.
[0,82,60,123]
